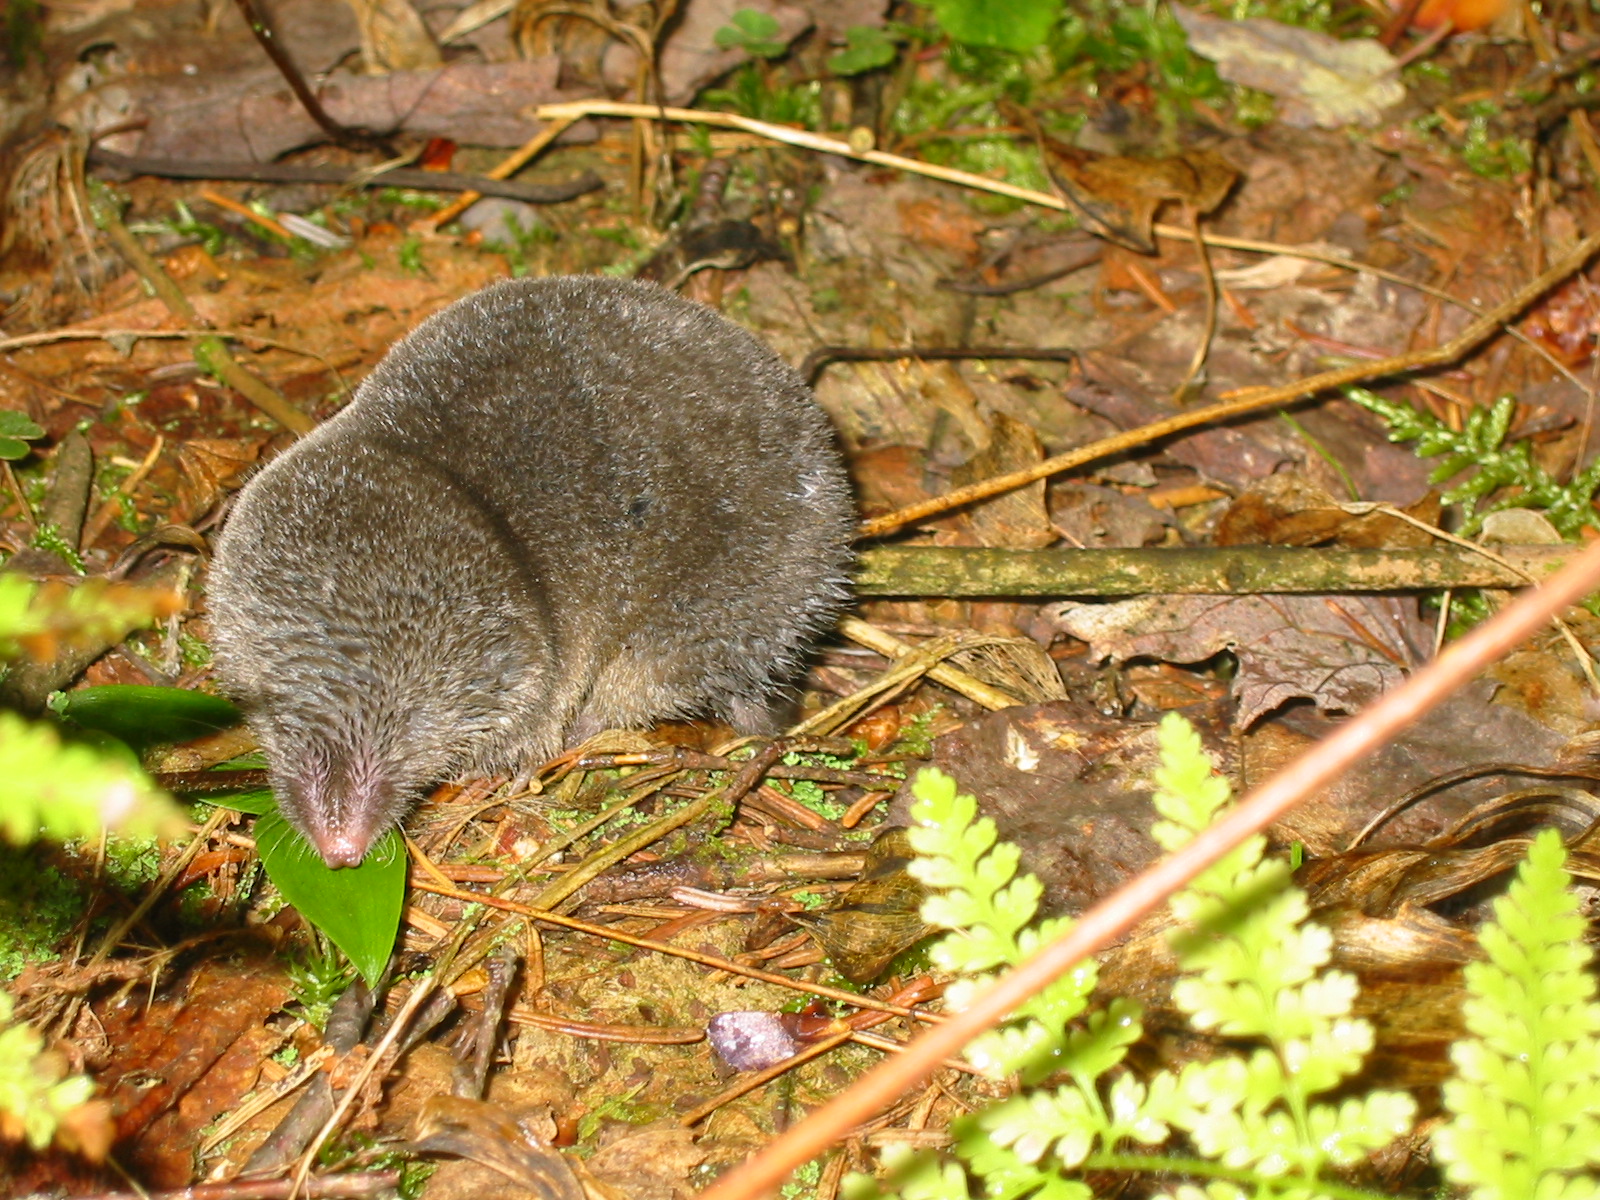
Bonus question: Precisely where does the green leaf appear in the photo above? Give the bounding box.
[713,8,788,57]
[54,684,240,749]
[0,413,43,461]
[0,989,100,1151]
[0,412,43,439]
[199,786,276,816]
[254,810,405,988]
[828,25,899,75]
[930,0,1062,51]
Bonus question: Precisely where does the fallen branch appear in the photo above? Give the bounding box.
[88,147,602,205]
[853,544,1574,595]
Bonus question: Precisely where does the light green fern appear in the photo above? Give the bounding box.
[1344,386,1600,538]
[1434,826,1600,1200]
[843,719,1600,1200]
[0,989,97,1152]
[0,574,177,659]
[1153,715,1416,1193]
[0,574,182,1154]
[848,715,1412,1200]
[0,712,175,845]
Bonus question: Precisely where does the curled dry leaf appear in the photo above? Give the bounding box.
[789,827,929,982]
[1048,591,1430,728]
[1012,98,1237,253]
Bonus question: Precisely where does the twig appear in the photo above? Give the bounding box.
[799,345,1076,388]
[291,976,437,1198]
[0,325,330,361]
[1172,205,1218,399]
[197,186,295,240]
[425,112,585,228]
[858,228,1600,537]
[231,0,395,154]
[89,147,602,205]
[694,535,1600,1200]
[0,461,33,534]
[82,435,162,548]
[835,616,1023,709]
[790,625,1024,739]
[1344,503,1600,696]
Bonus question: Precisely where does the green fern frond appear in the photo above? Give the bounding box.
[1344,386,1600,537]
[907,769,1100,1082]
[0,712,180,844]
[1434,827,1600,1200]
[0,989,97,1152]
[0,575,176,659]
[1152,713,1416,1190]
[855,727,1415,1200]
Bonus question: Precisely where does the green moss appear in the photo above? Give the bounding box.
[396,235,426,275]
[99,836,162,892]
[0,846,85,980]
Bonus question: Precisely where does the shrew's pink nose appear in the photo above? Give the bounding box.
[311,825,373,869]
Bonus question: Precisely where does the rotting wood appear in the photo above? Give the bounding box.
[853,544,1575,596]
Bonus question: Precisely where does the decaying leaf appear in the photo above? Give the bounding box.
[951,411,1056,550]
[1048,591,1429,727]
[1172,5,1406,130]
[346,0,443,72]
[1013,101,1236,253]
[1215,472,1441,548]
[790,826,929,981]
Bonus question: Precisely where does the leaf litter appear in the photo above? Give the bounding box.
[3,0,1600,1194]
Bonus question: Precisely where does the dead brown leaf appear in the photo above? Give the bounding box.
[1047,591,1430,727]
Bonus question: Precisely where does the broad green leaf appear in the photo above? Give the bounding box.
[0,412,43,462]
[931,0,1061,51]
[55,684,240,749]
[254,810,405,988]
[828,25,898,75]
[199,785,276,817]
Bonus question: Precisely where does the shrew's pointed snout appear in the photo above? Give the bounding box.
[281,755,393,870]
[309,823,374,869]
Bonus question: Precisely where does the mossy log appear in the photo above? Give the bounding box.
[853,545,1576,597]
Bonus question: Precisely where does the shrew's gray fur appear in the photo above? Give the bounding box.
[208,276,854,866]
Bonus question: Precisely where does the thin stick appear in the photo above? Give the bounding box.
[694,535,1600,1200]
[426,112,584,229]
[82,435,163,548]
[290,976,437,1198]
[0,325,334,363]
[1171,205,1219,399]
[857,228,1600,538]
